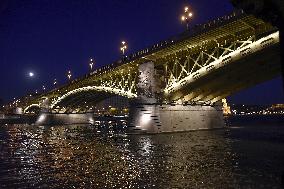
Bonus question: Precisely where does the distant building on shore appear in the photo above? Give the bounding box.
[269,104,284,110]
[229,104,284,115]
[222,99,231,116]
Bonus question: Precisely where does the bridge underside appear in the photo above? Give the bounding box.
[169,44,281,102]
[25,106,41,114]
[52,91,113,113]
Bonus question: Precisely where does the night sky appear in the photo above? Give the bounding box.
[0,0,283,105]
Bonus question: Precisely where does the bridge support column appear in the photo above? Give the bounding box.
[128,62,225,134]
[14,107,23,115]
[32,95,94,125]
[128,102,225,134]
[35,113,94,125]
[40,98,51,113]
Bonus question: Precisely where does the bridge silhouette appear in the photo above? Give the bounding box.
[16,10,281,133]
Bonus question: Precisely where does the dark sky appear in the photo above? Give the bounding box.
[0,0,283,104]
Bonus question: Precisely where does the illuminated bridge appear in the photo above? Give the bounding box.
[18,11,281,133]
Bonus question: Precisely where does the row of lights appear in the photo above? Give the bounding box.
[37,40,129,94]
[33,6,193,94]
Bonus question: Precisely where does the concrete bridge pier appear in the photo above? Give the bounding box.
[34,98,95,126]
[127,62,225,134]
[35,113,94,125]
[128,100,224,134]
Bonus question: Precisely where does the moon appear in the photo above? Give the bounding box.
[29,72,34,77]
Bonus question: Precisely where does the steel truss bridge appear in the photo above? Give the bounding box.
[21,11,281,114]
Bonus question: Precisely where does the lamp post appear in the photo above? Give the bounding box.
[89,58,94,71]
[42,85,46,92]
[181,6,193,30]
[67,70,72,81]
[53,79,57,87]
[120,41,127,56]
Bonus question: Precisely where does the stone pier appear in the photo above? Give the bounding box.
[35,113,94,125]
[128,62,225,133]
[128,102,224,134]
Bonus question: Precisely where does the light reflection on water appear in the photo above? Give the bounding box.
[0,116,284,188]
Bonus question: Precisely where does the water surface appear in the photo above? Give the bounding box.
[0,115,284,188]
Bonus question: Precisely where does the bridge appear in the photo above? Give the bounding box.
[15,10,281,133]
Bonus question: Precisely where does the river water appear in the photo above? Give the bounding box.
[0,115,284,188]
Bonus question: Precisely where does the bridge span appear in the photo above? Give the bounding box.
[16,11,281,133]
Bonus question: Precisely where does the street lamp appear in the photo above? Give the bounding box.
[89,58,95,71]
[181,6,193,30]
[67,70,72,81]
[120,41,127,55]
[53,79,57,86]
[42,85,46,92]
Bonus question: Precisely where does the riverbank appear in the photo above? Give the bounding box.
[0,114,37,124]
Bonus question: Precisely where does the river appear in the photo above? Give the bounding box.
[0,115,284,188]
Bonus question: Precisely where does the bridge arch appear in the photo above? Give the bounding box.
[50,86,137,110]
[23,104,41,114]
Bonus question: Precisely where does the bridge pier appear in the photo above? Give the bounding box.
[128,61,224,133]
[128,101,224,134]
[35,113,94,125]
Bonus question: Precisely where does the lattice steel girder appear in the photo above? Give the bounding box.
[169,41,281,102]
[145,15,275,63]
[163,35,256,92]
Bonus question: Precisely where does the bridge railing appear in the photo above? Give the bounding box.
[122,10,245,63]
[84,10,246,79]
